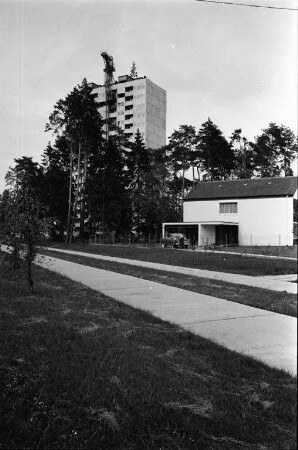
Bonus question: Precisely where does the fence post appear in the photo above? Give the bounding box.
[225,234,228,253]
[250,234,252,253]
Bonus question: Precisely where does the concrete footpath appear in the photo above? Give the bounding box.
[196,248,297,261]
[37,254,297,375]
[46,247,297,294]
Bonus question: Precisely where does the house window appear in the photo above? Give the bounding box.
[219,202,238,214]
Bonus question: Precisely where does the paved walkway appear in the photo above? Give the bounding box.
[37,253,297,375]
[196,248,297,261]
[46,247,297,294]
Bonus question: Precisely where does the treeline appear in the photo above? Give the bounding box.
[1,78,297,244]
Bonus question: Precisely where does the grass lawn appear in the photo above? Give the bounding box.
[207,245,297,258]
[49,243,297,276]
[41,249,297,318]
[0,259,297,449]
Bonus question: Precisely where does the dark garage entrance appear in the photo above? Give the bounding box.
[215,225,238,246]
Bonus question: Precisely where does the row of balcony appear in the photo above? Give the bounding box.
[98,95,134,109]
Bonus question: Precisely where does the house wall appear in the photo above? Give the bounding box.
[183,196,294,246]
[199,224,216,246]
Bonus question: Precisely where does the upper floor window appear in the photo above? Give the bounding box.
[219,202,238,214]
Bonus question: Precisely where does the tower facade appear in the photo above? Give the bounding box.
[92,75,166,149]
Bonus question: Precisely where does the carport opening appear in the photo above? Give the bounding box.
[215,225,238,246]
[164,224,199,244]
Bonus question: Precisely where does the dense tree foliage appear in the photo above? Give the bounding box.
[41,141,69,239]
[1,158,49,290]
[252,123,297,177]
[45,78,103,243]
[127,130,150,241]
[197,118,235,181]
[5,156,45,203]
[230,129,255,179]
[168,125,198,194]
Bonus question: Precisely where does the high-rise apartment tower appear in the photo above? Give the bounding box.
[91,74,167,149]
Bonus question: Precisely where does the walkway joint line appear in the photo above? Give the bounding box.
[182,313,276,325]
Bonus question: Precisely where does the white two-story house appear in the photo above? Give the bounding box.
[163,177,298,247]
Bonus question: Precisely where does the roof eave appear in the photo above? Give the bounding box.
[184,194,296,202]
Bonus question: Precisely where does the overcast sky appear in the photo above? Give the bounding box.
[0,0,297,192]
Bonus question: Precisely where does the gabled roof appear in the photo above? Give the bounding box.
[184,177,298,201]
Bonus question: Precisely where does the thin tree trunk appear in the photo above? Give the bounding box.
[181,151,185,199]
[70,138,82,242]
[102,171,105,243]
[66,143,73,244]
[137,170,140,244]
[181,159,185,222]
[26,231,34,292]
[80,150,88,242]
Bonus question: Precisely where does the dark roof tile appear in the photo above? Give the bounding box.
[184,177,298,201]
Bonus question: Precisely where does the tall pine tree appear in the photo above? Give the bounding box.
[127,130,150,242]
[197,118,234,180]
[252,123,297,177]
[46,78,103,242]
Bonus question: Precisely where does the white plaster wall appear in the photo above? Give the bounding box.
[183,197,294,246]
[199,225,216,246]
[145,79,166,149]
[184,200,221,223]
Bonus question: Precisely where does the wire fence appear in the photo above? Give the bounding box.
[89,233,163,247]
[88,233,297,257]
